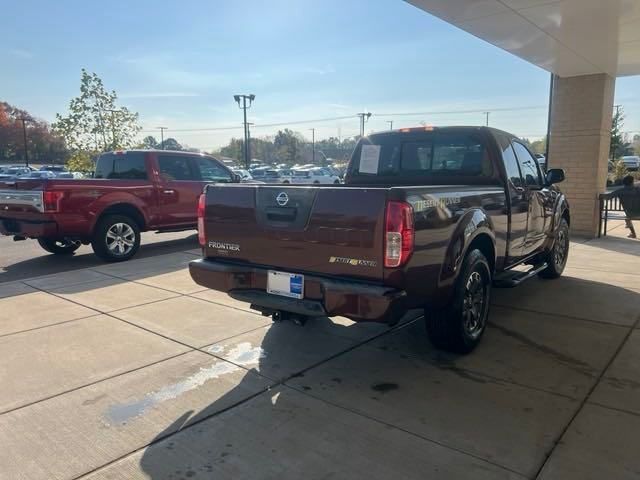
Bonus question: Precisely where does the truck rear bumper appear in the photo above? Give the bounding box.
[189,258,407,323]
[0,217,58,238]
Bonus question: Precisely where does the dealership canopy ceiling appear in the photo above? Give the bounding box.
[407,0,640,77]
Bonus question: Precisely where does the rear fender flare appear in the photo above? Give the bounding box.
[439,208,495,289]
[87,193,150,232]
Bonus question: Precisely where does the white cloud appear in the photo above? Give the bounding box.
[7,48,34,59]
[120,92,201,99]
[302,65,336,75]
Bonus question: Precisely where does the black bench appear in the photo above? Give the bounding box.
[599,189,640,237]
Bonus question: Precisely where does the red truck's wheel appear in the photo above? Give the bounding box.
[425,249,491,354]
[91,214,141,262]
[37,238,81,255]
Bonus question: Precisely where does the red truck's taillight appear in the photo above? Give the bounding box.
[384,201,414,268]
[43,191,64,213]
[197,193,206,246]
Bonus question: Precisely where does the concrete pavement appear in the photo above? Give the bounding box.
[0,223,639,479]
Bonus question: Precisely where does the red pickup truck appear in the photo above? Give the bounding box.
[0,150,239,261]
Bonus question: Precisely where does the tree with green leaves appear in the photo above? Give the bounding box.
[610,106,632,160]
[139,135,158,149]
[53,69,141,157]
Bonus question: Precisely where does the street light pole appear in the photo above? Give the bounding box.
[309,128,315,164]
[247,122,254,162]
[157,127,167,150]
[483,111,490,127]
[19,117,30,167]
[357,112,372,137]
[234,94,255,169]
[387,120,393,130]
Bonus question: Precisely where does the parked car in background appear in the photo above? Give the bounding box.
[621,155,640,171]
[39,165,68,173]
[23,171,57,179]
[0,150,240,262]
[261,169,294,184]
[232,168,253,181]
[191,126,569,354]
[0,166,33,180]
[54,172,76,179]
[535,154,546,170]
[291,167,341,184]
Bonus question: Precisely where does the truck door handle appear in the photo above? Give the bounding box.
[162,189,175,194]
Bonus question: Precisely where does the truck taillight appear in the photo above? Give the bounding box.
[197,193,206,246]
[43,191,64,213]
[384,201,414,268]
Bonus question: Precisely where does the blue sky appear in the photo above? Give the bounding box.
[2,0,640,151]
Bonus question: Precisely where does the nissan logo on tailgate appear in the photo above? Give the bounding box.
[276,192,289,206]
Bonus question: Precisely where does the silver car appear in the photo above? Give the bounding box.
[621,155,640,171]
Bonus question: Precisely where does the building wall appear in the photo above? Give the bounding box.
[548,73,615,237]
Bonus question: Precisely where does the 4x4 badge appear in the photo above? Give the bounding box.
[276,192,289,206]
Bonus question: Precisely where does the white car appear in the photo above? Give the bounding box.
[292,167,341,184]
[621,156,640,171]
[232,168,253,181]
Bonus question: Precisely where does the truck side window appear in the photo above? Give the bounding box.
[432,134,492,176]
[158,155,198,181]
[95,153,147,180]
[501,143,524,188]
[512,142,541,187]
[196,157,232,183]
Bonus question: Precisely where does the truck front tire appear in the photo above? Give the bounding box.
[425,249,492,354]
[37,238,81,255]
[91,214,141,262]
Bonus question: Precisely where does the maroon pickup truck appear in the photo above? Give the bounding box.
[190,127,570,353]
[0,150,238,261]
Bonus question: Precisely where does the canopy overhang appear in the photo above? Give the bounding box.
[407,0,640,77]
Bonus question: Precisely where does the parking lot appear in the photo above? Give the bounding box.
[0,221,639,479]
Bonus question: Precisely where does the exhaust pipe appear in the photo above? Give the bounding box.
[13,235,27,241]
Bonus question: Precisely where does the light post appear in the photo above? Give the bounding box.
[157,126,167,150]
[19,117,31,167]
[387,120,393,130]
[309,128,315,164]
[234,94,256,169]
[358,112,372,137]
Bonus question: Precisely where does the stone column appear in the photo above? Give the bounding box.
[547,73,616,237]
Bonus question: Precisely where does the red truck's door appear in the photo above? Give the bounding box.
[201,185,388,282]
[154,153,205,227]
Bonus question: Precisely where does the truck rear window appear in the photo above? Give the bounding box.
[348,132,493,182]
[95,153,147,180]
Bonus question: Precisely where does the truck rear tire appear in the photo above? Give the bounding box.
[91,214,141,262]
[425,249,492,354]
[538,218,569,279]
[37,238,81,255]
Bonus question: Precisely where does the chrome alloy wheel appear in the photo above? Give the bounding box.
[105,223,135,256]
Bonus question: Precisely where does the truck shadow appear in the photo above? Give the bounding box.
[0,232,198,287]
[131,275,640,479]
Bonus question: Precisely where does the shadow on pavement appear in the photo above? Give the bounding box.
[584,234,640,257]
[0,233,198,285]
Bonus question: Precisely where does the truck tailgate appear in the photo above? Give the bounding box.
[202,185,388,282]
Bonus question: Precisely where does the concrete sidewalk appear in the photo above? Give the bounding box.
[0,228,639,479]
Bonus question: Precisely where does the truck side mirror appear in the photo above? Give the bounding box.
[232,173,242,183]
[546,168,565,185]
